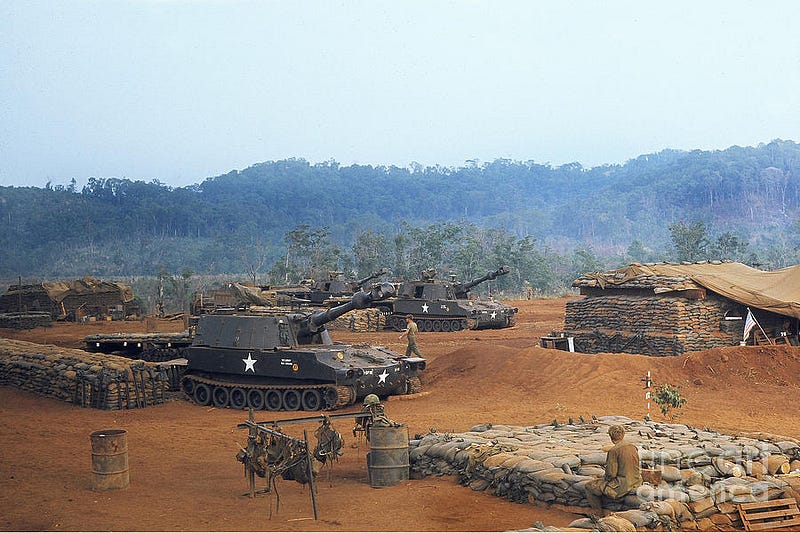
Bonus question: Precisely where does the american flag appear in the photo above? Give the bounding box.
[743,308,757,342]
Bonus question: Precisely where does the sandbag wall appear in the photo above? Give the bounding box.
[409,416,800,530]
[564,294,741,355]
[0,338,171,410]
[0,312,52,329]
[329,309,386,332]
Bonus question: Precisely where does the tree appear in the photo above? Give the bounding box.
[669,221,710,262]
[241,239,268,285]
[713,232,749,261]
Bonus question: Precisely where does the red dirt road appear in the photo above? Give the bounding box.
[1,297,799,531]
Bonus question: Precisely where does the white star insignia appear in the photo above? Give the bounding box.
[378,370,389,384]
[421,303,429,313]
[491,311,497,319]
[243,353,257,372]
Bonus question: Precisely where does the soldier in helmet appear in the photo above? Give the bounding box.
[353,394,396,441]
[399,314,422,357]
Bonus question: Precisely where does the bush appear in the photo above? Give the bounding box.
[652,383,687,419]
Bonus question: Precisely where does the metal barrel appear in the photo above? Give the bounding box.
[366,425,409,488]
[90,429,129,491]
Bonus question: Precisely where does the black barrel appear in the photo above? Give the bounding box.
[90,429,129,491]
[366,425,409,488]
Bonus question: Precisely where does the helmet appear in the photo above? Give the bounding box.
[363,394,380,406]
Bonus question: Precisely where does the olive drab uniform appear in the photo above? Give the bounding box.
[402,318,422,357]
[585,439,643,510]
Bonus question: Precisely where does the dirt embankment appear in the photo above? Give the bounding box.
[1,297,798,531]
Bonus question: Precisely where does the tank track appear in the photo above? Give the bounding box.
[387,315,469,332]
[181,374,355,411]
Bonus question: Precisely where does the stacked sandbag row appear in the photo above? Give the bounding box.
[329,309,386,332]
[0,338,172,410]
[0,312,53,329]
[409,416,800,530]
[564,294,740,355]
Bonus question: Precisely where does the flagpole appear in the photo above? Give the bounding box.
[755,316,774,346]
[744,307,774,346]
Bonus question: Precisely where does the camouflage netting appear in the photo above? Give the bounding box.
[409,416,800,531]
[0,338,172,410]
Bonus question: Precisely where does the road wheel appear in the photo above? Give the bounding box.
[193,383,211,406]
[229,387,247,409]
[301,389,323,411]
[212,386,230,408]
[282,389,301,411]
[265,390,282,411]
[181,377,195,396]
[441,320,451,332]
[432,320,442,331]
[247,389,265,410]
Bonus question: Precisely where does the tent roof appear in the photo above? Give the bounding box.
[574,262,800,319]
[41,276,134,303]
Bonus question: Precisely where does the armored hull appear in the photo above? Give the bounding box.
[382,267,518,332]
[182,335,423,411]
[180,283,425,411]
[385,298,517,332]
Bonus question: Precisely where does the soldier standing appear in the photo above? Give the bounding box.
[399,314,422,357]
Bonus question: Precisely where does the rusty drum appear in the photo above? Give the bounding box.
[90,429,129,491]
[367,425,409,488]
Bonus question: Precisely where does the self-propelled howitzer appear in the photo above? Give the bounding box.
[381,267,518,332]
[180,283,425,411]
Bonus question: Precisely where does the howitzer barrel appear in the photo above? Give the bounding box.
[352,268,388,290]
[301,282,395,336]
[457,266,510,295]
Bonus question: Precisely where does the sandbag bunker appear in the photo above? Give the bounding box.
[409,416,800,530]
[0,338,173,409]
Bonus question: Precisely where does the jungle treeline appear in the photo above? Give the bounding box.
[2,139,799,298]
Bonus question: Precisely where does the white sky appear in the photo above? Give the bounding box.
[2,0,799,188]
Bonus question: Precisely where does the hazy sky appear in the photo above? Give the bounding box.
[2,1,799,188]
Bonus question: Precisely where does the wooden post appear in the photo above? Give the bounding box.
[247,409,256,498]
[304,429,318,520]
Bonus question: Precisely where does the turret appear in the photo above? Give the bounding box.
[348,268,388,292]
[453,266,510,299]
[298,282,395,339]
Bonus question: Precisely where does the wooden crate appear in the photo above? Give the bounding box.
[738,498,800,531]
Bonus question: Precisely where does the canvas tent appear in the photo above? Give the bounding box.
[580,262,800,319]
[566,261,800,355]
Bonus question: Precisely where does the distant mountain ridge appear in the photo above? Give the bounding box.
[1,139,798,278]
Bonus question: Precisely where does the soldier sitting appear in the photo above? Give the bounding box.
[584,425,642,513]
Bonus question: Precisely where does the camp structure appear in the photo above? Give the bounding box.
[564,261,800,356]
[0,276,137,322]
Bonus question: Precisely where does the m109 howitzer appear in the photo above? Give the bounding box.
[180,282,426,411]
[380,266,518,332]
[276,269,388,306]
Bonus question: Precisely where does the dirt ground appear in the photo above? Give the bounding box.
[1,297,799,532]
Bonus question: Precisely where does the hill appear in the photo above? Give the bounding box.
[1,140,799,288]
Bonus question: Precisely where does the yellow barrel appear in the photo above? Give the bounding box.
[90,429,129,491]
[367,425,409,488]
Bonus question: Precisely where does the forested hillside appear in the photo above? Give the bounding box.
[2,139,799,298]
